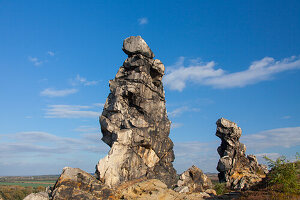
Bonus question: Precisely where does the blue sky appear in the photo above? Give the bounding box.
[0,0,299,176]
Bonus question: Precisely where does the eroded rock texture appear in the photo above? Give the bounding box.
[176,165,213,193]
[95,36,177,188]
[216,118,267,190]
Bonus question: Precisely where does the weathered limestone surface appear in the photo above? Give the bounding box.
[216,118,268,190]
[95,36,177,188]
[176,165,213,193]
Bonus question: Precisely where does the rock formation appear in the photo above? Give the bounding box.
[216,118,268,190]
[175,165,213,193]
[51,167,114,200]
[95,36,177,188]
[49,167,212,200]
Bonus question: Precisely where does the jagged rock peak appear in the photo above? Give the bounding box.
[96,36,177,188]
[122,36,155,58]
[216,118,268,190]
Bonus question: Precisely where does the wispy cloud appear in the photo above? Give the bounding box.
[282,115,291,119]
[28,56,43,66]
[171,123,183,129]
[164,56,300,91]
[242,127,300,150]
[40,88,78,97]
[44,104,100,118]
[168,106,189,117]
[138,17,148,25]
[174,141,219,173]
[255,152,281,160]
[0,131,107,156]
[70,74,98,86]
[74,125,99,133]
[47,51,55,56]
[168,106,200,118]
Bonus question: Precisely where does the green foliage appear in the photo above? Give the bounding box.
[263,153,300,194]
[214,183,228,195]
[0,185,45,200]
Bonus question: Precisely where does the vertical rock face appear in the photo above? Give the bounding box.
[96,36,177,188]
[216,118,267,190]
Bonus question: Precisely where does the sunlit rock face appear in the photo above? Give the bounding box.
[96,36,177,188]
[216,118,268,190]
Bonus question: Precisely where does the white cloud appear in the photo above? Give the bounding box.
[28,56,43,66]
[71,74,98,86]
[168,106,200,118]
[168,106,188,117]
[174,141,219,173]
[93,103,105,107]
[164,56,300,91]
[241,127,300,150]
[44,104,100,118]
[171,123,183,129]
[40,88,78,97]
[0,131,108,156]
[255,152,281,160]
[74,125,99,132]
[138,17,148,25]
[47,51,55,56]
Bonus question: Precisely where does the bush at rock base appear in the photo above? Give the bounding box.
[263,153,300,194]
[213,183,229,195]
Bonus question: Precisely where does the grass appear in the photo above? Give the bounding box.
[0,180,56,188]
[0,185,46,200]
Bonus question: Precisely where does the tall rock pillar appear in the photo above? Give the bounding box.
[96,36,177,188]
[216,118,267,190]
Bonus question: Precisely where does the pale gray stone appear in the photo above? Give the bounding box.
[23,192,49,200]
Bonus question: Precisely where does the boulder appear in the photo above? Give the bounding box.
[116,179,206,200]
[23,192,49,200]
[176,165,213,193]
[122,36,155,58]
[96,36,177,188]
[215,118,268,190]
[51,167,114,200]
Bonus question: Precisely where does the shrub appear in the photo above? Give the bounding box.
[214,183,228,195]
[263,153,300,194]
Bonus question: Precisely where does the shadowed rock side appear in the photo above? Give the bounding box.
[216,118,268,190]
[95,36,177,188]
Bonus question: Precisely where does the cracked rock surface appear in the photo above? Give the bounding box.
[216,118,268,190]
[95,36,177,188]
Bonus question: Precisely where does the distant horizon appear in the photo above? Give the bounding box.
[0,0,299,176]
